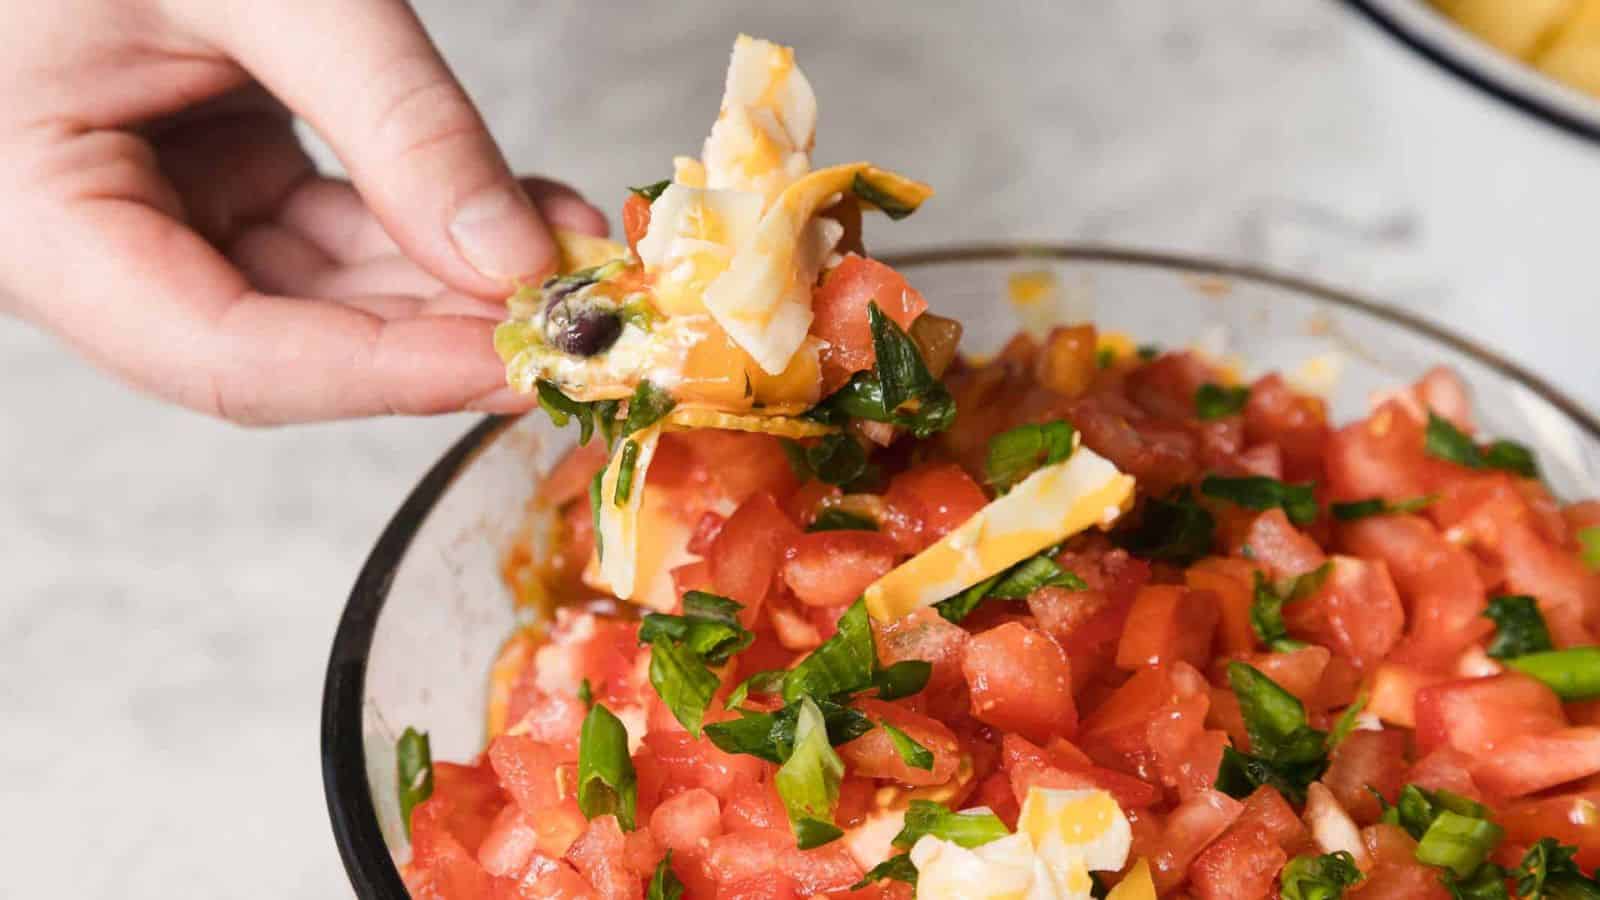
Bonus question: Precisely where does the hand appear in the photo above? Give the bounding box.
[0,0,607,423]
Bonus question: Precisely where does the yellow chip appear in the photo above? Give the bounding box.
[1104,859,1156,900]
[662,407,838,438]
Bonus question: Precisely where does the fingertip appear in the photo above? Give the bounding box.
[538,196,610,239]
[447,183,560,285]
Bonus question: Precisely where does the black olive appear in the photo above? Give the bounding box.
[551,307,622,357]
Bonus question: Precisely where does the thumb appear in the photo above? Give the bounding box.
[193,0,566,295]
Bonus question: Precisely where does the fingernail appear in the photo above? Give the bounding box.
[449,186,554,282]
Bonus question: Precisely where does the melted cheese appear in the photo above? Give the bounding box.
[594,425,663,605]
[1018,788,1132,887]
[702,35,817,204]
[863,445,1136,621]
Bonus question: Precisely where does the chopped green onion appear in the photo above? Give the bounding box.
[1195,383,1250,420]
[396,727,434,839]
[704,697,873,763]
[985,421,1077,491]
[623,380,676,436]
[1215,663,1330,804]
[891,800,1010,850]
[647,851,684,900]
[638,593,753,665]
[851,853,918,889]
[1445,864,1513,899]
[1215,746,1327,806]
[1483,595,1554,660]
[1279,851,1364,900]
[1330,494,1437,521]
[613,439,640,505]
[576,704,637,830]
[629,179,671,202]
[1095,346,1117,369]
[1505,647,1600,700]
[724,669,787,710]
[871,303,933,413]
[1384,785,1488,841]
[1484,440,1540,479]
[810,303,956,439]
[796,434,873,487]
[1425,412,1542,479]
[1415,810,1504,878]
[588,469,605,561]
[1580,527,1600,571]
[537,380,597,446]
[1201,475,1319,526]
[1250,564,1330,652]
[577,679,593,707]
[1514,838,1600,898]
[883,723,934,771]
[775,698,845,848]
[991,554,1086,598]
[1328,694,1368,749]
[1137,344,1162,361]
[807,509,879,532]
[783,600,877,702]
[873,660,933,701]
[934,571,1005,624]
[1119,488,1217,564]
[646,638,722,737]
[850,172,920,220]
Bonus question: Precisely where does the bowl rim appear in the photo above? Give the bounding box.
[1338,0,1600,147]
[322,242,1600,898]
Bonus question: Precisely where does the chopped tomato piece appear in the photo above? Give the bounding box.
[1243,373,1329,481]
[1188,824,1285,900]
[838,698,962,786]
[1469,727,1600,798]
[1150,789,1244,893]
[1234,786,1308,852]
[810,254,928,393]
[963,622,1076,743]
[1413,672,1567,757]
[1185,557,1258,656]
[1234,508,1326,578]
[1114,585,1219,670]
[709,493,800,614]
[1323,729,1408,824]
[621,193,650,255]
[781,531,900,608]
[1340,513,1492,666]
[1282,555,1404,670]
[1498,791,1600,870]
[565,816,641,900]
[881,462,988,554]
[649,788,722,852]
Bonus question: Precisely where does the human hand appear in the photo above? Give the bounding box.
[0,0,607,423]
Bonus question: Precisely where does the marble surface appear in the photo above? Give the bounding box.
[4,2,1597,898]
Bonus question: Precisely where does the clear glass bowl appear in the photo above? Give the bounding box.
[321,244,1600,898]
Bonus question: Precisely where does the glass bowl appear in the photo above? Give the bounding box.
[321,244,1600,898]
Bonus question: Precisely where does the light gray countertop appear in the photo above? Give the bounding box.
[4,1,1595,897]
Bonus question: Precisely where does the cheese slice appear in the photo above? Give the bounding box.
[595,425,663,604]
[702,34,817,204]
[862,445,1135,621]
[1018,789,1131,889]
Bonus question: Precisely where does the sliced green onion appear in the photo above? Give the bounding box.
[576,704,637,830]
[647,638,722,737]
[807,509,879,533]
[647,850,684,900]
[775,698,845,848]
[1330,494,1437,521]
[985,420,1076,491]
[798,433,873,487]
[851,853,918,889]
[783,600,877,702]
[873,660,933,701]
[1579,526,1600,571]
[1415,810,1504,878]
[1505,647,1600,700]
[1483,595,1554,660]
[1328,694,1368,749]
[1227,662,1329,764]
[613,439,640,505]
[1120,488,1216,564]
[577,678,593,707]
[1484,439,1539,478]
[1279,851,1364,900]
[990,554,1086,598]
[704,698,873,763]
[1201,475,1319,527]
[891,800,1009,850]
[850,172,920,220]
[1195,383,1250,420]
[1425,413,1483,468]
[623,380,676,436]
[396,727,434,838]
[588,469,605,561]
[724,669,786,710]
[883,723,934,771]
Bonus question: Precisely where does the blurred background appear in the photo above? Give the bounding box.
[4,1,1597,897]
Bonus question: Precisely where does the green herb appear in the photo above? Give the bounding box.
[1445,863,1512,899]
[576,704,637,830]
[1425,413,1541,478]
[1195,383,1250,420]
[1483,595,1554,659]
[874,660,933,701]
[629,179,671,202]
[812,304,956,439]
[850,172,920,220]
[1328,694,1368,749]
[1214,663,1330,804]
[932,549,1083,623]
[1280,851,1364,900]
[1383,785,1490,841]
[1201,475,1319,526]
[704,697,873,763]
[883,723,935,771]
[577,679,593,707]
[1505,647,1600,700]
[790,434,874,487]
[851,854,918,889]
[396,727,434,838]
[589,469,605,560]
[647,851,684,900]
[892,800,1010,850]
[647,638,722,737]
[1119,489,1217,564]
[537,380,598,446]
[807,509,879,532]
[623,380,676,436]
[775,698,846,848]
[725,669,787,710]
[640,593,754,735]
[617,296,661,331]
[1137,344,1162,361]
[872,303,933,412]
[613,439,640,505]
[1095,346,1116,369]
[1515,838,1600,898]
[1249,564,1330,652]
[1580,527,1600,571]
[985,421,1077,491]
[1416,810,1504,878]
[783,600,878,702]
[934,571,1005,624]
[1330,494,1438,521]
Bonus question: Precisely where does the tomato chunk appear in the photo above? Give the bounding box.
[810,254,928,393]
[781,531,900,608]
[1114,585,1219,670]
[709,493,800,613]
[1413,672,1567,757]
[1188,824,1285,900]
[963,622,1076,743]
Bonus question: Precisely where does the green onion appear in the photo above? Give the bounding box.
[1384,784,1489,841]
[1483,595,1554,659]
[576,704,637,830]
[646,638,722,737]
[851,853,918,889]
[1215,663,1330,804]
[1279,851,1364,900]
[795,434,874,487]
[623,380,676,436]
[588,469,605,561]
[783,600,877,702]
[629,179,672,202]
[932,548,1083,623]
[1505,647,1600,700]
[1514,837,1600,898]
[1137,344,1162,361]
[639,593,754,735]
[1095,346,1116,369]
[1119,488,1217,564]
[1425,412,1542,478]
[891,800,1010,850]
[1580,526,1600,571]
[873,660,933,701]
[1328,694,1368,749]
[850,172,920,220]
[871,303,932,412]
[807,509,879,533]
[1215,746,1327,806]
[724,669,786,710]
[537,380,597,446]
[705,697,873,763]
[985,421,1076,491]
[1484,440,1540,479]
[1415,810,1504,878]
[1330,494,1437,521]
[647,851,684,900]
[396,727,434,838]
[1250,564,1330,652]
[1200,475,1319,527]
[577,679,593,707]
[1445,863,1513,899]
[775,698,845,848]
[613,439,640,505]
[1195,383,1250,420]
[934,571,1005,624]
[813,304,956,439]
[883,723,934,771]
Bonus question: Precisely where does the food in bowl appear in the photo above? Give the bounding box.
[397,35,1600,900]
[1431,0,1600,97]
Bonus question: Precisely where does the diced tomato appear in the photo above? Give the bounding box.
[963,622,1076,743]
[1405,747,1483,801]
[719,780,786,833]
[1469,727,1600,798]
[1367,662,1454,728]
[478,805,540,878]
[709,493,800,613]
[873,607,970,714]
[1341,514,1492,666]
[543,442,611,510]
[649,788,722,852]
[838,698,962,786]
[781,531,900,608]
[407,804,498,900]
[1185,557,1258,656]
[680,431,800,508]
[670,560,715,602]
[1243,374,1329,481]
[1323,729,1408,824]
[810,254,928,393]
[1188,824,1285,900]
[705,828,793,886]
[782,840,865,895]
[1235,509,1326,578]
[1150,789,1244,893]
[496,854,598,900]
[1240,646,1330,708]
[880,463,988,554]
[1324,400,1433,502]
[1234,786,1308,852]
[1081,662,1209,782]
[1413,672,1567,757]
[1498,791,1600,870]
[784,480,841,528]
[490,736,575,819]
[1114,585,1219,670]
[717,873,797,900]
[1002,734,1161,808]
[565,816,641,900]
[639,732,770,804]
[1357,863,1454,899]
[1282,555,1404,670]
[622,193,650,255]
[1064,386,1202,492]
[1029,546,1149,689]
